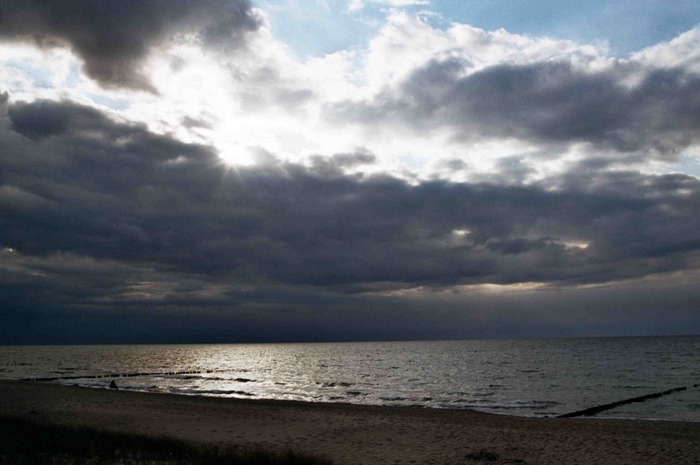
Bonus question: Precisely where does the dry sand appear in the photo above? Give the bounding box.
[1,380,698,465]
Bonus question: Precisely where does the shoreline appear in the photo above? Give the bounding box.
[11,377,699,423]
[2,380,700,464]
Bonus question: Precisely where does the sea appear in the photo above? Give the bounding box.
[1,336,699,422]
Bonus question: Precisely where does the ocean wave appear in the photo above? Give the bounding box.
[445,399,560,410]
[379,396,407,402]
[346,391,367,396]
[168,387,256,397]
[26,369,231,382]
[320,381,355,388]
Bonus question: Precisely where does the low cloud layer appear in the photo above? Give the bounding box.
[4,98,700,289]
[0,0,259,90]
[2,97,700,341]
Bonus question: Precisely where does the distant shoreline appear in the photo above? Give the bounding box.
[2,380,699,464]
[2,333,699,346]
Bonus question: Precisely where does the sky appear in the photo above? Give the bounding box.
[1,1,700,344]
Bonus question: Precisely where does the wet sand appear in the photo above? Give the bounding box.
[1,380,698,465]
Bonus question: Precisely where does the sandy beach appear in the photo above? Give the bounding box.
[1,380,698,465]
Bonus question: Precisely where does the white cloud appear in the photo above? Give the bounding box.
[3,8,699,184]
[361,11,607,93]
[632,26,700,74]
[370,0,429,6]
[347,0,365,12]
[347,0,430,14]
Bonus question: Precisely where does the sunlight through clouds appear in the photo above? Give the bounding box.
[1,1,700,341]
[4,5,697,182]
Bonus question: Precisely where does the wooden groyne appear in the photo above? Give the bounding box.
[558,384,698,418]
[22,370,226,382]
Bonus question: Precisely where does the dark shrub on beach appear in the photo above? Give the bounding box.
[0,415,333,465]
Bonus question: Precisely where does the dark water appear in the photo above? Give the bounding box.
[1,336,698,421]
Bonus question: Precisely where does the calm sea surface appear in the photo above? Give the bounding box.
[1,336,699,422]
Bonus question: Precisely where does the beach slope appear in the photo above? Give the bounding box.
[1,380,698,465]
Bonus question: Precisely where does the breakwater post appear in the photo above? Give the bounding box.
[558,385,693,418]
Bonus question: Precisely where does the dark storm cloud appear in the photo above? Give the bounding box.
[9,98,124,138]
[308,148,377,177]
[331,59,700,158]
[0,0,260,90]
[3,97,700,295]
[2,96,700,341]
